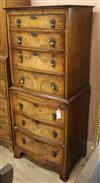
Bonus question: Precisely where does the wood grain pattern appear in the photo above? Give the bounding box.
[0,97,9,137]
[6,5,93,181]
[0,56,12,149]
[0,0,30,151]
[0,4,2,53]
[11,49,64,75]
[12,92,65,125]
[3,0,30,8]
[14,113,64,144]
[0,62,5,78]
[13,68,64,97]
[0,0,30,54]
[65,7,93,99]
[61,89,90,180]
[7,7,66,15]
[0,79,7,97]
[15,130,64,165]
[0,122,10,140]
[0,1,7,54]
[0,98,8,117]
[9,13,65,30]
[10,31,65,50]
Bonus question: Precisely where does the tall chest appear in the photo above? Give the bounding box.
[6,6,93,181]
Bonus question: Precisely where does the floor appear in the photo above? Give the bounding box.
[0,145,93,183]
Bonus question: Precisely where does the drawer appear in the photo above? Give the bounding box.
[0,98,8,121]
[12,49,64,75]
[12,93,65,125]
[10,31,65,50]
[15,113,64,144]
[0,122,10,140]
[0,79,7,97]
[13,69,64,98]
[9,13,65,30]
[15,130,64,164]
[0,62,5,78]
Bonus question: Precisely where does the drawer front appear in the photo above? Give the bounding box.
[0,62,5,78]
[0,122,10,140]
[12,93,65,125]
[0,79,7,97]
[15,130,64,164]
[9,14,65,30]
[0,98,8,121]
[13,69,64,98]
[15,114,64,144]
[12,49,64,74]
[10,31,65,50]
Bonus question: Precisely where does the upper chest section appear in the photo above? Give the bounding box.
[7,7,68,31]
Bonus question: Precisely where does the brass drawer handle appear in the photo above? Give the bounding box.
[31,32,39,37]
[21,120,26,126]
[52,150,58,157]
[18,55,23,63]
[32,52,39,56]
[30,15,37,20]
[52,113,56,120]
[52,131,58,138]
[50,59,56,67]
[17,36,22,45]
[16,18,21,28]
[19,76,25,84]
[50,19,56,28]
[22,138,26,145]
[19,103,23,111]
[32,103,39,107]
[50,38,56,47]
[51,82,57,91]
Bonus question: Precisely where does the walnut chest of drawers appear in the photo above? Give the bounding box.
[6,5,93,181]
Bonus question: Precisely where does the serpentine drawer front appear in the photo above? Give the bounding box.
[15,130,64,165]
[13,69,64,97]
[12,93,65,125]
[10,31,65,50]
[14,113,64,144]
[12,49,64,75]
[9,13,65,30]
[7,6,93,181]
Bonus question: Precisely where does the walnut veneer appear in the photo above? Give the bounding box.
[6,5,93,180]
